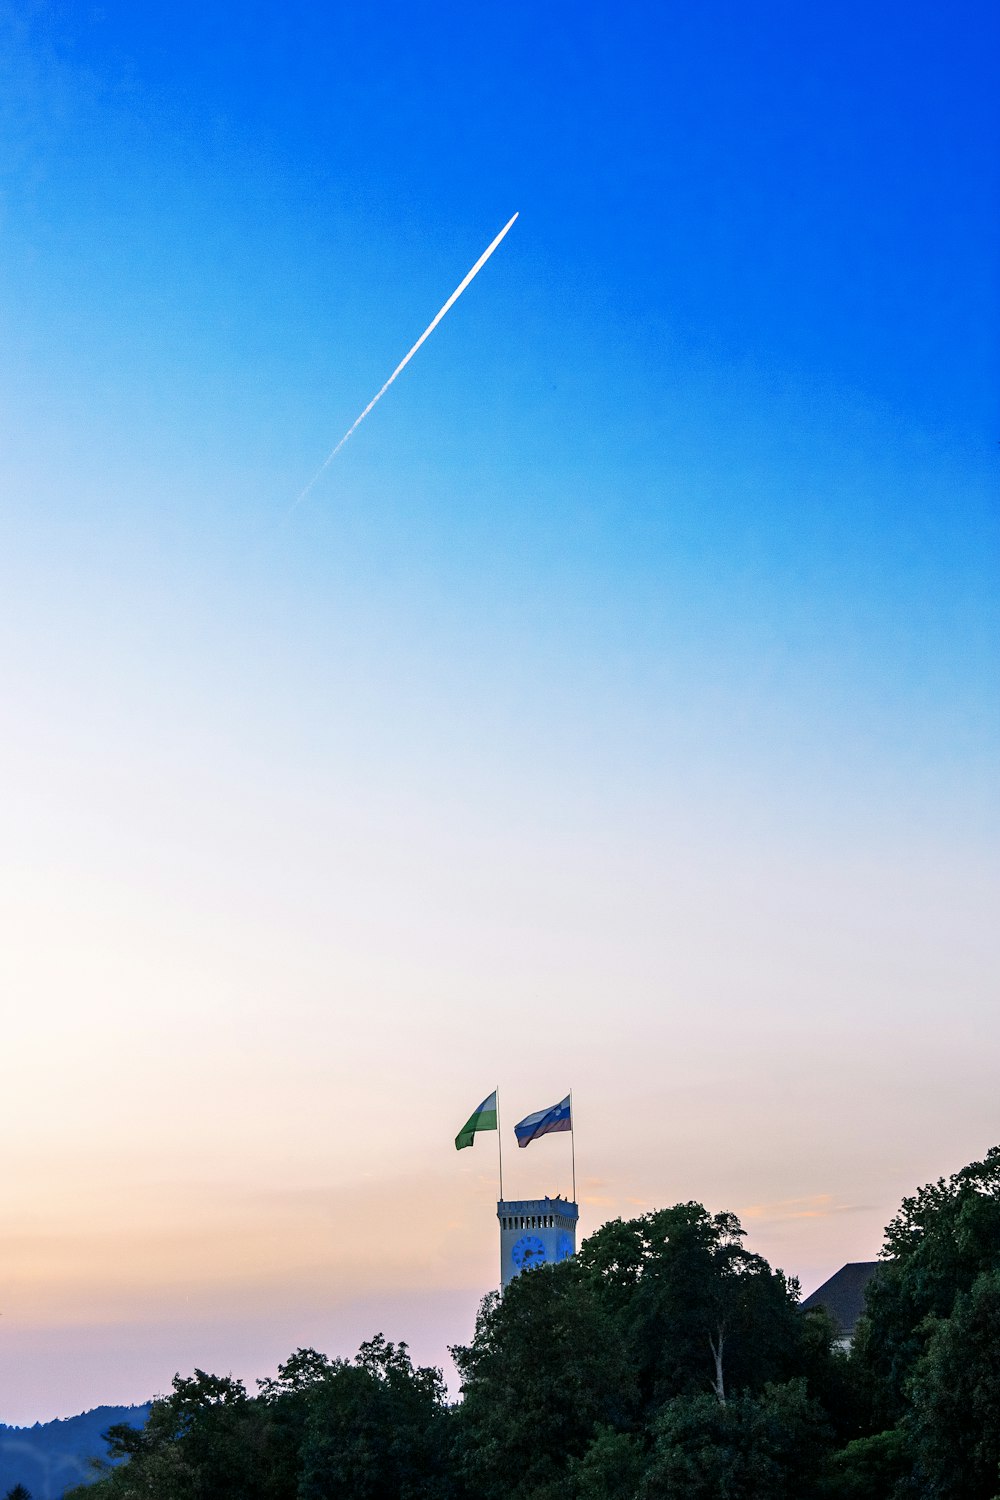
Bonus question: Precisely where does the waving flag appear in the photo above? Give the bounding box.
[455,1091,498,1151]
[514,1095,572,1148]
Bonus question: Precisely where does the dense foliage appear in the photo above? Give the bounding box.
[65,1147,1000,1500]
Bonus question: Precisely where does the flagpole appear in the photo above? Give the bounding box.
[497,1086,505,1289]
[570,1089,576,1204]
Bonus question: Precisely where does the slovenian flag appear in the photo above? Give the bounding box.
[455,1091,498,1150]
[514,1095,571,1148]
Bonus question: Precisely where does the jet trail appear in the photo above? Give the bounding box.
[290,211,518,514]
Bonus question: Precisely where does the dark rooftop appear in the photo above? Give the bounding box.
[801,1261,881,1337]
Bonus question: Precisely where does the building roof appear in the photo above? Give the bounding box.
[801,1261,881,1336]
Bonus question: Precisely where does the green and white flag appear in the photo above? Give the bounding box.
[455,1090,498,1150]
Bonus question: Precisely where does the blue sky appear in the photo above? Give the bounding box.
[0,0,997,1421]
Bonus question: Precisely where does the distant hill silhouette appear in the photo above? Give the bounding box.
[0,1405,150,1499]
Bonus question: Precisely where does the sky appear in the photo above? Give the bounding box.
[1,0,998,1424]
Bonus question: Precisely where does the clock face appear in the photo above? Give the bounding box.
[556,1231,574,1261]
[511,1234,546,1270]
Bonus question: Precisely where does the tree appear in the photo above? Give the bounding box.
[62,1342,450,1500]
[296,1335,452,1500]
[5,1485,33,1500]
[639,1379,829,1500]
[63,1370,267,1500]
[578,1203,809,1411]
[857,1145,1000,1420]
[907,1270,1000,1500]
[817,1428,910,1500]
[452,1259,636,1500]
[256,1347,342,1500]
[797,1305,862,1443]
[568,1426,646,1500]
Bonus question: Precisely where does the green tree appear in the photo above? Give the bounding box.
[568,1426,646,1500]
[907,1269,1000,1500]
[452,1259,636,1500]
[297,1335,452,1500]
[578,1203,808,1410]
[5,1485,33,1500]
[798,1306,863,1442]
[857,1145,1000,1420]
[255,1347,342,1500]
[64,1370,266,1500]
[817,1428,910,1500]
[63,1342,450,1500]
[640,1379,829,1500]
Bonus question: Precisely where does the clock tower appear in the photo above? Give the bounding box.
[497,1196,578,1287]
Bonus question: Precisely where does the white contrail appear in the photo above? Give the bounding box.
[289,211,519,514]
